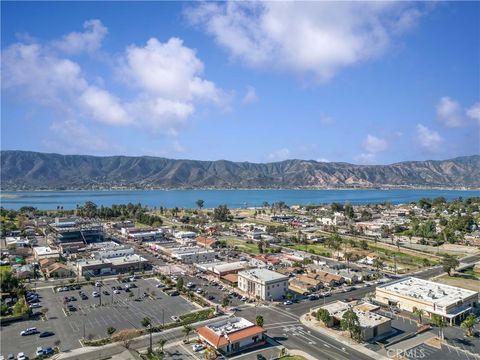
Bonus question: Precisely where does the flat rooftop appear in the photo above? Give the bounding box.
[238,268,288,283]
[378,277,478,307]
[206,317,254,335]
[319,301,390,328]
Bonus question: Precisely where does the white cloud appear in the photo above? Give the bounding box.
[118,37,225,133]
[2,20,227,141]
[466,102,480,125]
[436,96,464,128]
[43,119,113,154]
[80,86,131,125]
[319,115,335,125]
[362,134,388,153]
[54,19,108,55]
[186,2,426,82]
[354,153,376,164]
[242,86,258,104]
[268,148,291,161]
[416,124,444,152]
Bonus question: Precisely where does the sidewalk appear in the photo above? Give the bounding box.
[300,314,389,360]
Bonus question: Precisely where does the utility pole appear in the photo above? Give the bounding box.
[162,309,165,327]
[148,325,152,353]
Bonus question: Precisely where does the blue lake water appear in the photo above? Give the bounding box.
[1,189,479,210]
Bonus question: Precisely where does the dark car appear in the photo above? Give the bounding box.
[102,290,109,295]
[207,295,215,300]
[67,304,76,312]
[75,285,81,290]
[70,296,77,301]
[257,355,267,360]
[169,291,179,296]
[39,331,55,338]
[43,347,54,356]
[81,294,88,300]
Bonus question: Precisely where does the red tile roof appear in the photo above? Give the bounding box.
[197,325,266,348]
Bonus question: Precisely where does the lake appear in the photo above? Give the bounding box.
[1,189,479,210]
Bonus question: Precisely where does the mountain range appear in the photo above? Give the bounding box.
[1,150,479,190]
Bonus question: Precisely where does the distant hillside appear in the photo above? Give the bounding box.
[1,151,479,190]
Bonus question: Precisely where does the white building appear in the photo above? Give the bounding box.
[91,247,135,260]
[33,246,60,260]
[376,277,479,325]
[238,268,289,301]
[169,247,216,264]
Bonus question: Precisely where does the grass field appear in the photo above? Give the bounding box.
[435,273,480,292]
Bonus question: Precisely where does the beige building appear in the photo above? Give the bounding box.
[376,277,479,325]
[317,301,391,341]
[238,268,289,301]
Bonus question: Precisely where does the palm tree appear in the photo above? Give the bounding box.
[344,252,353,272]
[461,314,477,337]
[373,258,383,271]
[431,314,448,340]
[156,338,167,354]
[183,325,193,343]
[413,307,424,324]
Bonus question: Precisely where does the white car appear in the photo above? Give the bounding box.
[29,303,41,309]
[171,316,180,322]
[240,296,248,301]
[283,300,293,305]
[129,277,136,282]
[192,344,205,352]
[92,291,100,297]
[20,327,37,336]
[95,282,102,287]
[196,288,203,294]
[17,353,27,360]
[113,290,121,294]
[156,283,165,288]
[35,347,44,357]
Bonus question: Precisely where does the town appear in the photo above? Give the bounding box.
[1,197,479,360]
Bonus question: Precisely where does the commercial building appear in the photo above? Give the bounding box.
[91,247,135,260]
[197,261,249,278]
[76,254,149,276]
[121,227,164,242]
[51,224,104,253]
[376,277,479,325]
[317,301,391,341]
[196,317,266,355]
[33,246,60,260]
[169,247,216,264]
[238,268,289,301]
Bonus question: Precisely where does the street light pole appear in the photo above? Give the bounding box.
[148,325,152,353]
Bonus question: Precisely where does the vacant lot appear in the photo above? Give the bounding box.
[434,273,480,291]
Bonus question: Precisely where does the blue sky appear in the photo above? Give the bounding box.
[1,1,479,164]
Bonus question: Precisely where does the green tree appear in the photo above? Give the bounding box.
[106,326,116,336]
[316,308,331,326]
[341,309,362,342]
[222,297,231,307]
[183,325,194,342]
[195,199,205,210]
[176,277,184,292]
[141,317,151,328]
[461,314,477,337]
[255,315,264,327]
[156,338,167,353]
[213,205,232,222]
[413,307,424,324]
[431,314,448,340]
[441,254,459,276]
[373,258,384,271]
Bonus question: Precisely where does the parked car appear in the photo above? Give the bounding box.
[6,354,15,360]
[240,296,248,301]
[207,295,215,300]
[92,291,100,297]
[16,353,27,360]
[95,282,102,287]
[69,296,77,301]
[102,290,109,296]
[39,331,54,338]
[35,347,44,357]
[43,347,54,356]
[171,316,180,322]
[81,294,88,300]
[113,290,121,294]
[29,303,41,309]
[20,327,38,336]
[156,283,165,288]
[196,288,203,294]
[192,344,205,352]
[283,300,293,305]
[67,304,76,312]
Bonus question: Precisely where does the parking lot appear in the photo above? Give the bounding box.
[1,277,198,359]
[181,274,244,307]
[400,343,475,360]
